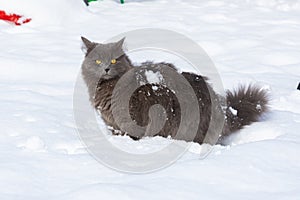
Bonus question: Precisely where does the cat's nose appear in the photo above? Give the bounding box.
[104,68,110,73]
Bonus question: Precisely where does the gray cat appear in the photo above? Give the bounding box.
[81,37,268,145]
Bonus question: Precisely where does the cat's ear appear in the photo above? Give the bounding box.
[81,36,94,49]
[115,37,126,50]
[81,36,97,55]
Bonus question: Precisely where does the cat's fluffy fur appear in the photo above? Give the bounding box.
[81,37,269,145]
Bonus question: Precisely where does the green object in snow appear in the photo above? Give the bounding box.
[120,0,125,3]
[87,0,98,2]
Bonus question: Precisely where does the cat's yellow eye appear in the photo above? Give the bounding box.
[111,59,117,64]
[95,60,102,64]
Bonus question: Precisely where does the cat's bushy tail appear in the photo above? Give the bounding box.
[220,85,269,141]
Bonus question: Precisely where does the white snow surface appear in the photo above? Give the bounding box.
[1,0,300,199]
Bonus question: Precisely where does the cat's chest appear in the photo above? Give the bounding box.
[94,80,116,111]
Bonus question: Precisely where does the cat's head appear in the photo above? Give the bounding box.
[81,37,133,81]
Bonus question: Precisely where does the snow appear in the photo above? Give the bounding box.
[145,70,163,85]
[17,136,46,152]
[1,0,300,199]
[228,106,238,116]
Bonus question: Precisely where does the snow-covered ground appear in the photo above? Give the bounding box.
[1,0,300,199]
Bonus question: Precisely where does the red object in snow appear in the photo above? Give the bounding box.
[0,10,31,25]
